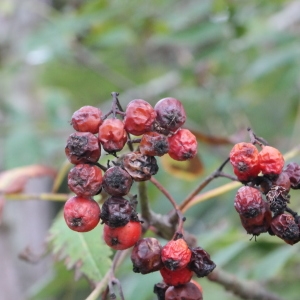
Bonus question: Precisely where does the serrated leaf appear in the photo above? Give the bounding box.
[48,212,112,282]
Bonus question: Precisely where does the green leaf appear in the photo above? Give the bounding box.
[48,212,112,282]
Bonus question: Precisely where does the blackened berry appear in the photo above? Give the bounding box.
[140,132,169,157]
[266,186,290,216]
[153,282,168,300]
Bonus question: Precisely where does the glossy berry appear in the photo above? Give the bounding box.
[68,164,103,197]
[168,129,197,161]
[188,247,216,278]
[161,238,192,271]
[122,151,158,181]
[229,143,260,182]
[124,99,157,136]
[71,105,102,134]
[165,282,203,300]
[100,196,138,228]
[65,132,101,164]
[154,97,186,134]
[103,220,142,250]
[102,166,133,196]
[63,196,101,232]
[160,266,193,286]
[140,132,169,157]
[270,214,300,245]
[153,282,169,300]
[283,162,300,189]
[98,118,127,153]
[258,146,284,176]
[131,237,163,274]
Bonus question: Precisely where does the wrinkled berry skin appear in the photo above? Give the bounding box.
[165,282,203,300]
[68,164,103,197]
[283,162,300,189]
[71,105,102,134]
[161,238,192,271]
[270,214,300,245]
[266,186,290,216]
[154,97,186,133]
[140,132,169,157]
[168,129,197,161]
[63,196,101,232]
[188,247,216,278]
[103,221,142,250]
[153,282,169,300]
[258,146,284,176]
[124,99,157,136]
[65,132,101,164]
[229,143,260,182]
[160,266,193,286]
[131,237,163,274]
[122,151,158,181]
[102,166,133,196]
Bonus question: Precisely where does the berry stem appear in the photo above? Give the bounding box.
[247,127,269,147]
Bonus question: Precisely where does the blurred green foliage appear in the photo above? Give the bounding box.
[1,0,300,299]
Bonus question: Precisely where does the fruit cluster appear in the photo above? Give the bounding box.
[230,142,300,244]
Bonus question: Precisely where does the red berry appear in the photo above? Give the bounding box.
[139,132,169,157]
[124,99,157,136]
[283,162,300,189]
[103,220,142,250]
[98,118,127,153]
[68,164,103,197]
[63,196,101,232]
[160,266,193,286]
[65,132,101,165]
[168,129,197,161]
[258,146,284,176]
[165,282,203,300]
[229,143,260,182]
[161,238,192,271]
[71,106,102,134]
[154,97,186,134]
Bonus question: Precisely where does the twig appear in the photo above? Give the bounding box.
[138,181,152,224]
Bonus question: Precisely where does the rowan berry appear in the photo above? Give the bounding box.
[124,99,157,136]
[283,162,300,189]
[68,164,103,197]
[260,172,291,195]
[139,132,169,157]
[229,142,260,182]
[63,196,101,232]
[266,186,290,216]
[102,166,133,196]
[161,238,192,271]
[153,282,169,300]
[131,237,163,274]
[103,220,142,250]
[168,129,197,161]
[258,145,284,176]
[71,105,102,134]
[121,151,158,181]
[98,118,127,153]
[160,266,193,286]
[154,97,186,134]
[65,132,101,164]
[270,214,300,245]
[165,282,203,300]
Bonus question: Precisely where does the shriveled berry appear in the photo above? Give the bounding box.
[266,186,290,216]
[270,214,300,245]
[260,172,291,195]
[65,132,101,164]
[103,220,142,250]
[153,282,169,300]
[154,97,186,134]
[258,146,284,176]
[100,196,138,228]
[188,247,216,277]
[168,129,197,161]
[161,238,192,271]
[71,105,102,134]
[140,132,169,157]
[124,99,157,136]
[122,151,158,181]
[102,166,133,196]
[229,143,260,182]
[131,237,163,274]
[165,282,203,300]
[283,162,300,189]
[98,118,127,153]
[160,266,193,286]
[68,164,103,197]
[63,196,101,232]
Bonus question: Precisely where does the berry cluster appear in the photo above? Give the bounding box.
[131,235,215,300]
[230,140,300,244]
